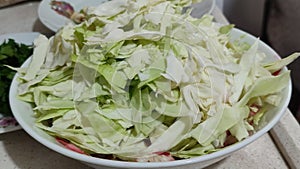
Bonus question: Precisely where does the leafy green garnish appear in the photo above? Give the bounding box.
[0,39,33,116]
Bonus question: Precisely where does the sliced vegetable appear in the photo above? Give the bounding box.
[14,0,299,161]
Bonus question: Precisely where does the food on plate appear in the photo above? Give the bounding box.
[50,0,86,23]
[50,0,74,18]
[12,0,299,162]
[0,39,33,117]
[50,0,109,24]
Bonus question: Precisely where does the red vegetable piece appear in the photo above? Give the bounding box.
[272,69,281,76]
[56,137,87,155]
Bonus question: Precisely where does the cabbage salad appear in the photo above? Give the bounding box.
[14,0,299,162]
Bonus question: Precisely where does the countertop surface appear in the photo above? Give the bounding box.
[0,1,300,169]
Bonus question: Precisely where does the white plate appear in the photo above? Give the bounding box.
[9,28,291,168]
[0,32,40,134]
[38,0,109,32]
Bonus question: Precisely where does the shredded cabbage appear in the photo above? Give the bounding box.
[15,0,299,161]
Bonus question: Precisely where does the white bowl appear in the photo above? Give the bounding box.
[9,27,291,169]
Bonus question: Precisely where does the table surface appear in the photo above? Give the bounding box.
[0,1,300,169]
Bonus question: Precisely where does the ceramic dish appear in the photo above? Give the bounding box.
[9,28,291,169]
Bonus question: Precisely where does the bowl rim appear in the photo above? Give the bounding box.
[9,27,291,168]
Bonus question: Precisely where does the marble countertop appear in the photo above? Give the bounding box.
[0,1,299,169]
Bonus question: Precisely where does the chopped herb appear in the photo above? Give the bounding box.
[0,39,33,116]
